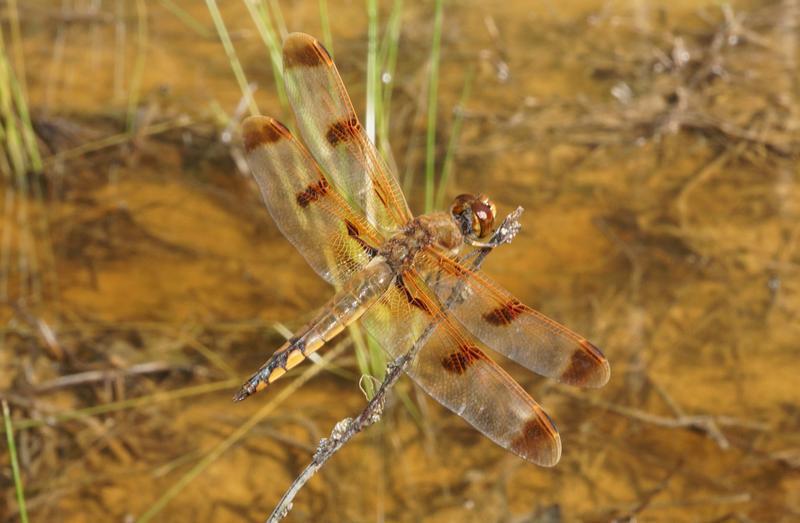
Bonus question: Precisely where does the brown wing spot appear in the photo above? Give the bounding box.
[484,299,528,326]
[395,275,432,315]
[560,339,610,387]
[241,116,290,153]
[345,220,360,237]
[510,411,560,466]
[296,178,330,207]
[326,115,361,146]
[345,219,378,258]
[283,33,333,68]
[441,343,487,374]
[373,186,388,206]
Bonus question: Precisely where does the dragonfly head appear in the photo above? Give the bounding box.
[449,193,497,241]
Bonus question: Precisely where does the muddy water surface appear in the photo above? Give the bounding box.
[1,1,799,522]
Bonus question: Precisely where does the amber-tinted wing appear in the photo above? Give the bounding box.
[242,116,382,285]
[360,268,561,466]
[281,32,412,233]
[419,248,611,388]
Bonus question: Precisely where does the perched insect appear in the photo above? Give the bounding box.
[237,33,610,466]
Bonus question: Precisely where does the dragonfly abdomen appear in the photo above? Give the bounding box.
[234,258,395,401]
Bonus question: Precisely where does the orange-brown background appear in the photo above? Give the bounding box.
[1,1,798,521]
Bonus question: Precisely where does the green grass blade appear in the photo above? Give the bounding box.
[0,32,27,174]
[424,0,444,212]
[377,0,403,149]
[6,0,40,172]
[206,0,259,116]
[242,0,289,113]
[159,0,211,38]
[436,66,474,209]
[126,0,149,133]
[351,323,376,398]
[3,400,29,523]
[319,0,334,59]
[365,0,379,142]
[268,0,288,39]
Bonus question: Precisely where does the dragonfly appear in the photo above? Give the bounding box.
[236,32,610,467]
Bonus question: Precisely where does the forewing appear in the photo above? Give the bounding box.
[420,248,611,388]
[281,32,412,233]
[360,269,561,466]
[242,115,382,285]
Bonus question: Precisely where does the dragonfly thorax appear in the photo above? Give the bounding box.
[380,212,463,273]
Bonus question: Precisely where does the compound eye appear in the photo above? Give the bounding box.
[449,193,475,217]
[472,198,496,238]
[470,211,482,237]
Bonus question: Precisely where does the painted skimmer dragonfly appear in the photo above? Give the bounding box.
[236,33,610,466]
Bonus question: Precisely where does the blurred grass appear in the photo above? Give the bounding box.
[0,19,41,176]
[1,0,47,340]
[159,0,212,37]
[242,0,289,116]
[318,0,334,59]
[125,0,149,132]
[377,0,404,161]
[436,66,474,210]
[424,0,444,213]
[366,0,379,142]
[359,0,385,398]
[3,400,29,523]
[206,0,259,116]
[3,379,239,433]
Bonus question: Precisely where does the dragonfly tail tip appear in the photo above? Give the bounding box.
[232,388,251,402]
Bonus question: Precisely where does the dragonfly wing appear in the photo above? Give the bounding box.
[419,248,610,388]
[360,269,562,466]
[281,32,412,233]
[242,115,382,285]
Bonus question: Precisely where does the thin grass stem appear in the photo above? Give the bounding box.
[3,379,238,434]
[43,115,195,167]
[424,0,444,212]
[268,0,288,39]
[3,400,29,523]
[206,0,259,116]
[377,0,403,154]
[365,0,379,142]
[319,0,334,59]
[159,0,211,37]
[126,0,148,133]
[436,65,474,209]
[243,0,289,113]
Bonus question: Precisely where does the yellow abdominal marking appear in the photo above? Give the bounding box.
[268,367,286,383]
[323,323,345,342]
[286,349,305,369]
[304,337,325,354]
